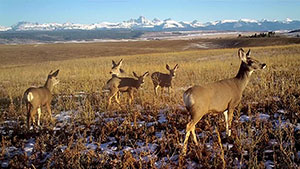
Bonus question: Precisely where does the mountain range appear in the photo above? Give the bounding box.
[1,16,300,32]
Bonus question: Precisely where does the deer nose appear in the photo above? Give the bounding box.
[261,63,266,69]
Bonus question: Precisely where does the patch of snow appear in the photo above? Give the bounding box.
[223,143,234,150]
[1,161,8,168]
[277,109,286,114]
[55,111,73,122]
[264,150,274,153]
[240,115,250,122]
[158,113,167,124]
[265,160,275,169]
[24,138,35,156]
[222,20,238,23]
[258,113,270,120]
[240,19,258,23]
[155,131,164,139]
[269,139,278,146]
[295,123,300,132]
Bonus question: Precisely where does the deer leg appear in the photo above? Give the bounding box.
[116,91,121,101]
[37,106,41,126]
[183,112,203,154]
[46,103,53,122]
[191,125,198,146]
[154,85,159,96]
[227,108,235,137]
[161,87,164,95]
[128,90,134,105]
[114,92,120,105]
[26,103,31,129]
[183,125,191,154]
[223,110,229,136]
[183,119,199,154]
[168,87,171,95]
[30,107,37,128]
[107,89,118,109]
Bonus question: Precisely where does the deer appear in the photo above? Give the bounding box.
[23,70,60,129]
[182,48,266,154]
[151,64,179,95]
[103,59,124,104]
[105,71,149,108]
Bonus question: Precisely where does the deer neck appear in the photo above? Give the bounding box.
[44,79,54,92]
[135,80,142,89]
[234,62,252,91]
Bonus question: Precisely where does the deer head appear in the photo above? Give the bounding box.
[238,48,266,71]
[110,59,124,76]
[133,71,149,87]
[166,64,179,78]
[46,69,60,88]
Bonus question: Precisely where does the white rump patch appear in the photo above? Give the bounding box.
[27,92,34,102]
[183,92,194,108]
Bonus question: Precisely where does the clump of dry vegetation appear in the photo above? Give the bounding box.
[0,40,299,168]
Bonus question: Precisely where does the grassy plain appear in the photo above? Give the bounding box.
[0,38,300,168]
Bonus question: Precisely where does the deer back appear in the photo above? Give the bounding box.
[151,72,172,87]
[24,87,52,107]
[118,77,138,92]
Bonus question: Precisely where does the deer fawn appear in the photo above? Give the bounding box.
[23,70,60,129]
[182,48,266,154]
[105,71,149,108]
[151,64,179,95]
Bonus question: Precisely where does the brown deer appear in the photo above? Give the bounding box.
[182,48,266,154]
[103,59,124,105]
[23,70,60,129]
[151,64,179,95]
[105,71,149,108]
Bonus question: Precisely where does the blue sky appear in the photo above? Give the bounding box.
[0,0,299,26]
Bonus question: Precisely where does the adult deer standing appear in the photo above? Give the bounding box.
[105,71,149,108]
[24,70,60,129]
[182,48,266,154]
[151,64,179,95]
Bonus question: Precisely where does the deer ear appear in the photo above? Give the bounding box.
[246,49,251,58]
[133,71,139,78]
[112,60,117,67]
[118,59,123,67]
[238,48,247,63]
[166,64,170,70]
[143,71,149,77]
[52,69,59,77]
[174,64,179,70]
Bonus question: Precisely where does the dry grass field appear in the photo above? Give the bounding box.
[0,38,300,168]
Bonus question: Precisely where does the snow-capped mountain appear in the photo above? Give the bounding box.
[2,16,300,32]
[0,25,11,31]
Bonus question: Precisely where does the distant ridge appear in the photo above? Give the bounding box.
[1,16,300,32]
